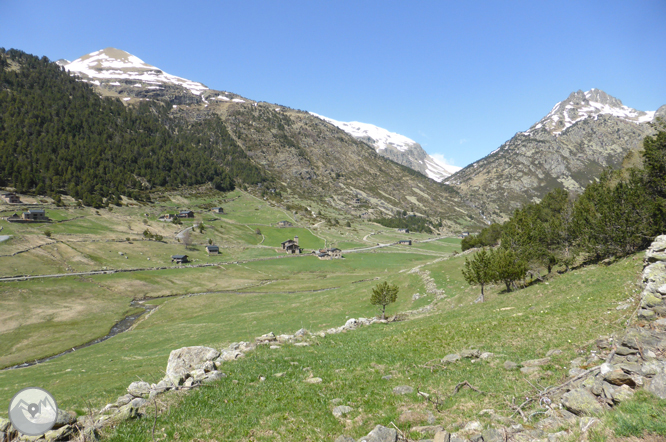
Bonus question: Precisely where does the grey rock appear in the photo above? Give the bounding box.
[433,431,450,442]
[392,385,414,395]
[202,370,226,383]
[480,352,494,360]
[482,428,503,442]
[201,360,216,372]
[116,394,134,406]
[503,361,519,370]
[642,293,664,308]
[639,309,657,320]
[295,328,310,337]
[335,437,356,442]
[561,388,604,415]
[304,377,322,384]
[191,368,207,381]
[52,409,77,429]
[546,349,562,357]
[44,424,74,442]
[568,367,585,377]
[256,332,277,343]
[469,435,483,442]
[166,346,220,384]
[332,405,354,418]
[616,345,638,355]
[442,353,461,363]
[358,425,397,442]
[604,369,636,386]
[130,397,146,408]
[612,385,635,403]
[127,381,151,398]
[548,431,569,441]
[82,426,100,441]
[646,372,666,399]
[381,375,392,380]
[520,366,540,375]
[449,436,467,442]
[183,377,195,387]
[460,349,481,359]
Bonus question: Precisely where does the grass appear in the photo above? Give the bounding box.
[99,254,645,442]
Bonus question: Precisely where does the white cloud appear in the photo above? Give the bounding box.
[459,138,469,145]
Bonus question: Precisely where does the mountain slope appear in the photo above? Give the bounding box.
[309,114,460,182]
[448,89,661,221]
[58,48,478,228]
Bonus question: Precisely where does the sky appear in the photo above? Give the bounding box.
[1,0,665,167]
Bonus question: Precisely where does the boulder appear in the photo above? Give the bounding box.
[52,409,77,429]
[392,385,414,395]
[639,309,656,320]
[482,428,504,442]
[646,372,666,399]
[442,353,461,363]
[127,381,151,398]
[460,349,481,359]
[344,318,359,329]
[332,405,354,418]
[166,346,220,384]
[615,346,637,356]
[116,394,134,406]
[561,388,604,415]
[604,369,636,387]
[645,235,666,262]
[612,385,635,403]
[358,425,397,442]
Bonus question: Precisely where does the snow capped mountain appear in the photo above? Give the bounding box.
[63,47,209,96]
[524,88,655,136]
[310,113,460,182]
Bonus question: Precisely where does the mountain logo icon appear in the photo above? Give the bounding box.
[8,387,58,436]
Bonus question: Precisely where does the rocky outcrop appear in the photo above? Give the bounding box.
[639,235,666,320]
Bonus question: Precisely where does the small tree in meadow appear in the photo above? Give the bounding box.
[371,281,399,320]
[462,248,494,303]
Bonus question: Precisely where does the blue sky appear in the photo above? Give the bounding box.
[2,0,665,167]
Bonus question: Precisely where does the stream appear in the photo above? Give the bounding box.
[2,301,155,371]
[2,285,340,371]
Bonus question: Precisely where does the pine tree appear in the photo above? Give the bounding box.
[461,248,494,302]
[370,281,399,320]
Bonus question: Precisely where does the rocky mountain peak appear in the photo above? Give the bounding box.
[63,48,210,96]
[309,113,460,182]
[524,88,655,137]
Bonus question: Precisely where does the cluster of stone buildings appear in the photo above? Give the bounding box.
[0,192,21,204]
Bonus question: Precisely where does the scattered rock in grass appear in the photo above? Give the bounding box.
[256,332,277,344]
[460,349,481,359]
[332,405,353,418]
[127,381,151,398]
[381,375,392,380]
[273,372,285,377]
[503,361,519,370]
[304,377,322,384]
[202,371,226,383]
[166,346,220,385]
[392,385,413,395]
[269,345,281,349]
[115,394,133,406]
[561,388,604,415]
[604,369,636,386]
[358,424,397,442]
[480,352,494,360]
[612,384,635,403]
[441,353,461,363]
[294,342,309,347]
[52,409,77,429]
[294,328,309,337]
[546,349,562,357]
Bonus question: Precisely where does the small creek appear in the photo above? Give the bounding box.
[2,285,340,371]
[2,301,155,371]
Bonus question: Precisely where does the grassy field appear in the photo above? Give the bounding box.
[100,254,645,442]
[2,190,660,441]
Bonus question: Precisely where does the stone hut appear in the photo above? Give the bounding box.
[171,254,189,264]
[398,240,412,245]
[205,245,219,255]
[1,192,21,204]
[277,220,293,227]
[281,236,301,254]
[211,207,224,214]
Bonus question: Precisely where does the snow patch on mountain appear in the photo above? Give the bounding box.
[310,112,460,181]
[64,48,208,96]
[523,88,655,136]
[310,113,417,152]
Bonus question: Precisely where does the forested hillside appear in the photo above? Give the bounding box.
[461,128,666,288]
[0,49,264,206]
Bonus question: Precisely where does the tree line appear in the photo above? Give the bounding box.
[0,48,265,207]
[462,128,666,297]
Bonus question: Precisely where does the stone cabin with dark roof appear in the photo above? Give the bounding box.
[179,210,195,218]
[281,236,301,254]
[205,245,219,255]
[211,207,224,214]
[1,192,21,204]
[22,209,48,222]
[171,254,189,264]
[277,220,293,227]
[398,240,412,246]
